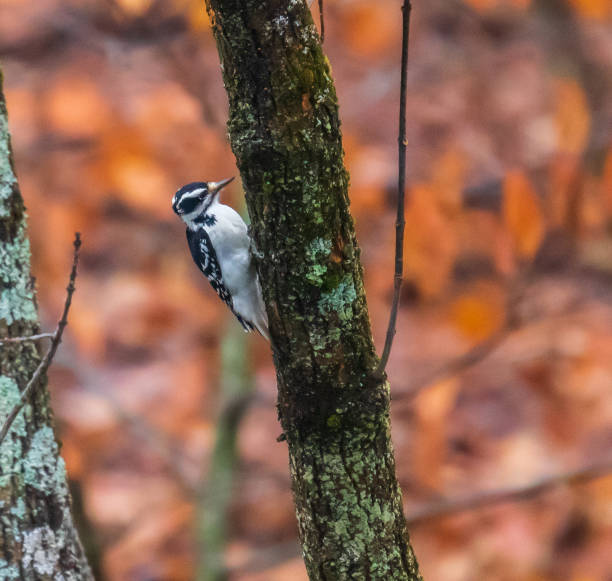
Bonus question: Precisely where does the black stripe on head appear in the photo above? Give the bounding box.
[172,182,209,215]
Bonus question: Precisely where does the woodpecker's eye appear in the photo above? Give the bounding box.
[177,195,202,215]
[172,182,209,215]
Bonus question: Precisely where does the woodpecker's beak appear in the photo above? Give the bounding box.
[207,177,234,197]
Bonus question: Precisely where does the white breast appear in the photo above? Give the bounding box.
[204,203,263,323]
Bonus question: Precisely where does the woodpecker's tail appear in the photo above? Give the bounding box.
[252,307,269,341]
[252,280,269,341]
[235,311,268,341]
[234,290,269,341]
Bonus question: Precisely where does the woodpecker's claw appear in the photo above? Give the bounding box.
[249,237,264,260]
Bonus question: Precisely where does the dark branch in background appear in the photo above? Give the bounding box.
[230,455,612,574]
[53,345,196,495]
[392,270,530,401]
[392,268,587,403]
[0,233,81,445]
[317,0,325,43]
[394,323,514,402]
[197,321,254,581]
[406,457,612,526]
[378,0,411,374]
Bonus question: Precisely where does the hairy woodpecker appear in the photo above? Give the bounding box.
[172,178,269,340]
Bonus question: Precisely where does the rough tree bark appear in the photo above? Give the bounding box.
[201,1,422,579]
[0,69,93,580]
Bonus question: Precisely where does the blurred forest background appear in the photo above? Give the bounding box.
[1,0,612,579]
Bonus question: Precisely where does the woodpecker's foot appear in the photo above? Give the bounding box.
[249,238,264,260]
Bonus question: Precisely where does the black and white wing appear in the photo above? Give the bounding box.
[186,227,254,332]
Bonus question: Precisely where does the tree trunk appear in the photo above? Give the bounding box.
[202,2,422,579]
[0,69,93,580]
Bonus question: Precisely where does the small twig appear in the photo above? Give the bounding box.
[0,233,81,445]
[0,332,55,344]
[318,0,325,43]
[406,457,612,526]
[378,0,411,374]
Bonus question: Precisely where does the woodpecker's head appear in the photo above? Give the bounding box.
[172,178,234,222]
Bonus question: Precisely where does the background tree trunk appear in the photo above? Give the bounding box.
[0,69,93,580]
[202,1,422,579]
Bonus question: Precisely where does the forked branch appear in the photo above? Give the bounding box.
[0,233,81,445]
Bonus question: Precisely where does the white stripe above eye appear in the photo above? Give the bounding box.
[181,188,206,200]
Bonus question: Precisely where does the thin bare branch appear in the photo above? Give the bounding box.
[406,457,612,526]
[0,333,55,344]
[0,233,81,445]
[378,0,411,374]
[318,0,325,43]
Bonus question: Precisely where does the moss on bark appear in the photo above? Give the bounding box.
[0,68,93,580]
[202,1,422,579]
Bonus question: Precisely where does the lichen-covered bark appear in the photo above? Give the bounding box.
[0,69,93,580]
[202,2,422,579]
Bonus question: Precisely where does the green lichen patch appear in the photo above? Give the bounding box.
[0,377,26,477]
[0,222,38,326]
[0,376,21,417]
[10,496,25,519]
[304,237,331,285]
[0,560,20,580]
[318,273,357,320]
[22,526,63,577]
[0,89,17,219]
[326,414,341,429]
[290,430,418,580]
[24,426,68,494]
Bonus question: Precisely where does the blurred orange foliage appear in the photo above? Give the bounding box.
[44,77,112,138]
[2,0,612,579]
[114,0,154,17]
[450,283,506,341]
[568,0,612,19]
[463,0,532,12]
[554,79,591,156]
[413,378,460,490]
[503,170,545,259]
[602,149,612,214]
[404,184,458,297]
[341,2,401,58]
